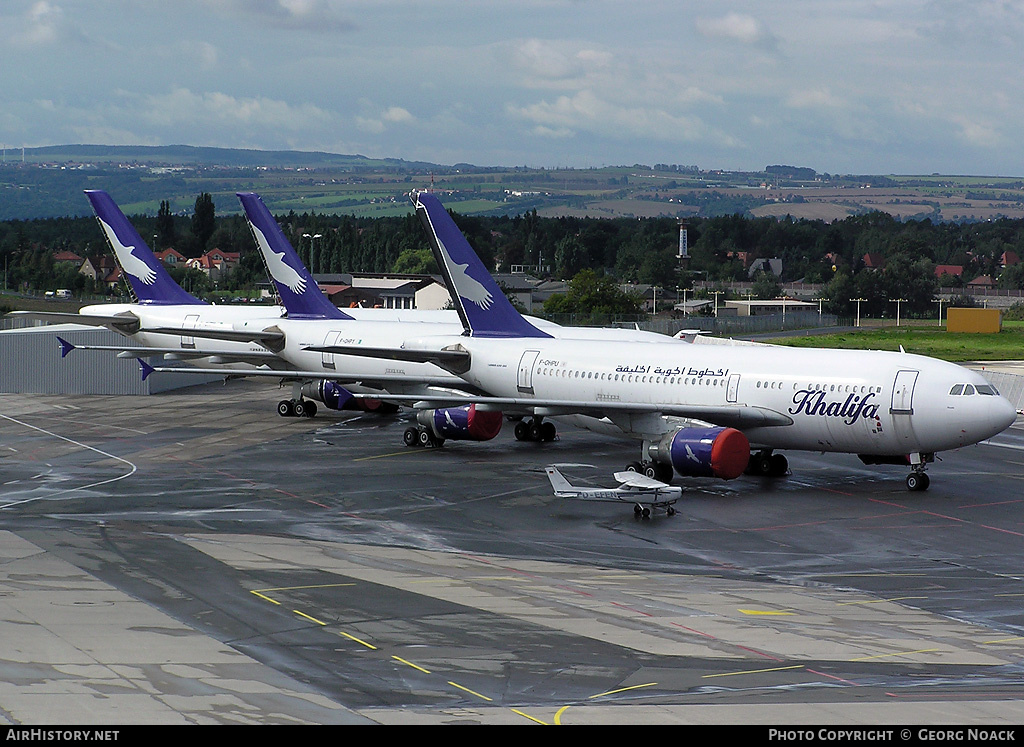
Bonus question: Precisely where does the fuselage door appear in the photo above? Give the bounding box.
[891,370,919,415]
[726,373,741,403]
[518,349,541,394]
[321,330,342,370]
[890,369,920,448]
[180,314,199,349]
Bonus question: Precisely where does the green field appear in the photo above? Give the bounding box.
[764,324,1024,362]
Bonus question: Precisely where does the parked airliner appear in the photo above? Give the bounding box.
[314,192,1017,491]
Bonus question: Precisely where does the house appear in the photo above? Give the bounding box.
[747,257,783,278]
[154,248,187,266]
[861,253,885,271]
[53,250,84,265]
[967,274,996,291]
[312,273,450,310]
[78,255,119,282]
[186,249,240,283]
[934,264,964,280]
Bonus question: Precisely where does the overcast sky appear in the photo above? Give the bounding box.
[3,1,1024,175]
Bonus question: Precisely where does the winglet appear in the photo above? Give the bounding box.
[56,336,75,358]
[138,358,155,381]
[414,192,550,338]
[236,192,353,321]
[84,190,203,306]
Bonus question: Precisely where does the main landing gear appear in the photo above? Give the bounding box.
[278,398,317,418]
[625,460,675,484]
[746,449,789,478]
[513,416,557,443]
[404,426,445,448]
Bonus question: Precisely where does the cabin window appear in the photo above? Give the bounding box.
[963,384,975,395]
[977,384,998,395]
[949,384,964,395]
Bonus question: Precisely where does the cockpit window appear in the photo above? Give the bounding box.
[976,384,998,395]
[963,384,976,395]
[949,384,964,395]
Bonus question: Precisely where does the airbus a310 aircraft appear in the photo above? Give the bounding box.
[151,191,677,446]
[12,190,471,419]
[315,192,1017,491]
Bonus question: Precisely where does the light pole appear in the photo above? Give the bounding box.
[933,297,946,327]
[853,297,867,327]
[710,290,725,317]
[890,298,907,327]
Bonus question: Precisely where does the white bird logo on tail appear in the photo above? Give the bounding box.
[252,224,306,294]
[438,238,493,309]
[99,219,157,285]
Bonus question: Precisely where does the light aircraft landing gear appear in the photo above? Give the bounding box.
[746,449,789,478]
[277,398,317,418]
[513,417,557,442]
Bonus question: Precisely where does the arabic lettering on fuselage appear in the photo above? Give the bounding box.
[612,364,729,378]
[789,388,880,425]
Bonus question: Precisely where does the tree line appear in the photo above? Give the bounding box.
[4,194,1024,319]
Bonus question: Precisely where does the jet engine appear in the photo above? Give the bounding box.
[405,404,503,447]
[650,426,750,479]
[301,380,387,412]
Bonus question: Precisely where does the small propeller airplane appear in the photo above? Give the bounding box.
[544,466,682,518]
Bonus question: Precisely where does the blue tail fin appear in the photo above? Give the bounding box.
[237,192,352,320]
[84,190,203,306]
[56,336,75,358]
[414,192,550,339]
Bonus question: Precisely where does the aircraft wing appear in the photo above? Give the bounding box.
[304,344,471,374]
[7,310,141,334]
[53,335,280,365]
[141,325,286,347]
[346,391,792,430]
[135,361,485,392]
[612,471,672,490]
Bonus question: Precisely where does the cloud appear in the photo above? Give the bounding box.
[142,87,332,132]
[10,1,64,47]
[201,0,357,32]
[696,12,776,48]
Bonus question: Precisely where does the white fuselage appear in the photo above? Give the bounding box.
[401,334,1017,456]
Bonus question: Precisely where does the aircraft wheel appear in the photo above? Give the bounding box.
[654,462,674,483]
[303,400,317,418]
[514,421,530,441]
[626,461,644,473]
[641,506,651,519]
[906,472,930,491]
[404,427,420,447]
[634,504,643,517]
[277,400,295,417]
[528,422,543,441]
[770,453,788,477]
[643,462,659,479]
[754,452,774,476]
[292,400,307,418]
[418,429,434,447]
[541,421,557,442]
[667,505,676,516]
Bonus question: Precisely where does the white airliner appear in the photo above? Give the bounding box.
[317,192,1018,491]
[545,466,681,517]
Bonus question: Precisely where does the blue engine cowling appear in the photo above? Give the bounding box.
[417,405,503,441]
[650,426,750,479]
[301,380,383,412]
